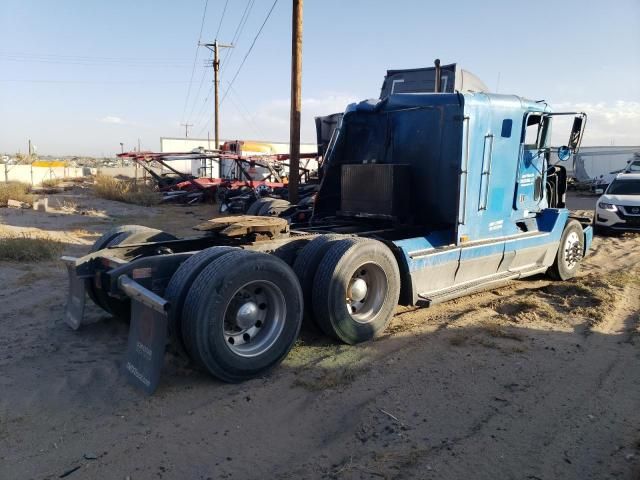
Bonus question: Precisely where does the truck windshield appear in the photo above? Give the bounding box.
[607,179,640,195]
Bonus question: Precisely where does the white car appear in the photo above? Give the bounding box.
[625,158,640,173]
[594,173,640,234]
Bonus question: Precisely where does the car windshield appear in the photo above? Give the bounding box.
[606,179,640,195]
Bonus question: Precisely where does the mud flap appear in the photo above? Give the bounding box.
[118,276,169,395]
[61,256,86,330]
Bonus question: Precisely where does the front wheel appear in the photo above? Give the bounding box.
[548,220,584,280]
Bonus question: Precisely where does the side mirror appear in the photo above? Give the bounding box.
[568,115,585,152]
[557,146,571,161]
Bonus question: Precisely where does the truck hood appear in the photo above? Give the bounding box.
[599,194,640,206]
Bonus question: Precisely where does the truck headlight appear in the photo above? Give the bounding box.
[598,202,617,211]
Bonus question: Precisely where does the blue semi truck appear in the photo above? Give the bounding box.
[62,89,591,393]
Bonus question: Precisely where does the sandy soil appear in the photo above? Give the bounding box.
[0,189,639,480]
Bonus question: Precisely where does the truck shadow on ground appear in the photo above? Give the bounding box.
[1,261,639,479]
[2,293,639,480]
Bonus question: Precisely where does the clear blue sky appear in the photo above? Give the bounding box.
[1,0,639,156]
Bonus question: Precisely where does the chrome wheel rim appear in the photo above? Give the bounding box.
[563,231,582,269]
[222,280,286,357]
[345,262,387,324]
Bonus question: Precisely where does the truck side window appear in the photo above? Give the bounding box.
[524,114,542,147]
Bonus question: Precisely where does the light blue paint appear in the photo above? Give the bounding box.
[376,93,593,303]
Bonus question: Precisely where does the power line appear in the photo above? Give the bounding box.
[185,0,231,126]
[224,81,264,138]
[199,41,233,148]
[181,122,194,137]
[185,50,213,123]
[0,79,190,84]
[220,0,279,106]
[180,0,210,124]
[0,54,189,67]
[214,0,230,40]
[195,79,263,138]
[220,0,255,72]
[191,81,217,133]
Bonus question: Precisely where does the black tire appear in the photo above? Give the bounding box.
[90,227,177,319]
[312,238,400,344]
[246,198,270,215]
[165,246,237,351]
[292,234,345,322]
[181,250,303,382]
[259,199,290,216]
[87,225,156,311]
[256,199,277,216]
[592,223,602,236]
[272,238,310,266]
[215,186,228,204]
[90,225,155,253]
[592,223,611,237]
[548,220,584,281]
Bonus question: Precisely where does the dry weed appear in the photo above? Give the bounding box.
[93,175,159,206]
[0,234,64,261]
[40,178,61,188]
[0,182,35,207]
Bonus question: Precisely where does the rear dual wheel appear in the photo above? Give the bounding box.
[258,199,290,216]
[246,198,291,216]
[179,249,303,382]
[312,238,400,344]
[293,234,346,322]
[164,246,237,351]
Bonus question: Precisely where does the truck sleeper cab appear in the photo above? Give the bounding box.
[63,92,591,393]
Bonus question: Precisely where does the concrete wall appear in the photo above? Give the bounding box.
[0,165,171,185]
[0,165,92,185]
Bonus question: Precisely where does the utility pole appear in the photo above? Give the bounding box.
[288,0,303,204]
[201,41,233,150]
[180,123,193,137]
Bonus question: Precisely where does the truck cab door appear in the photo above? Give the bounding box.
[514,113,547,217]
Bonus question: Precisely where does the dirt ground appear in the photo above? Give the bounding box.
[0,188,639,480]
